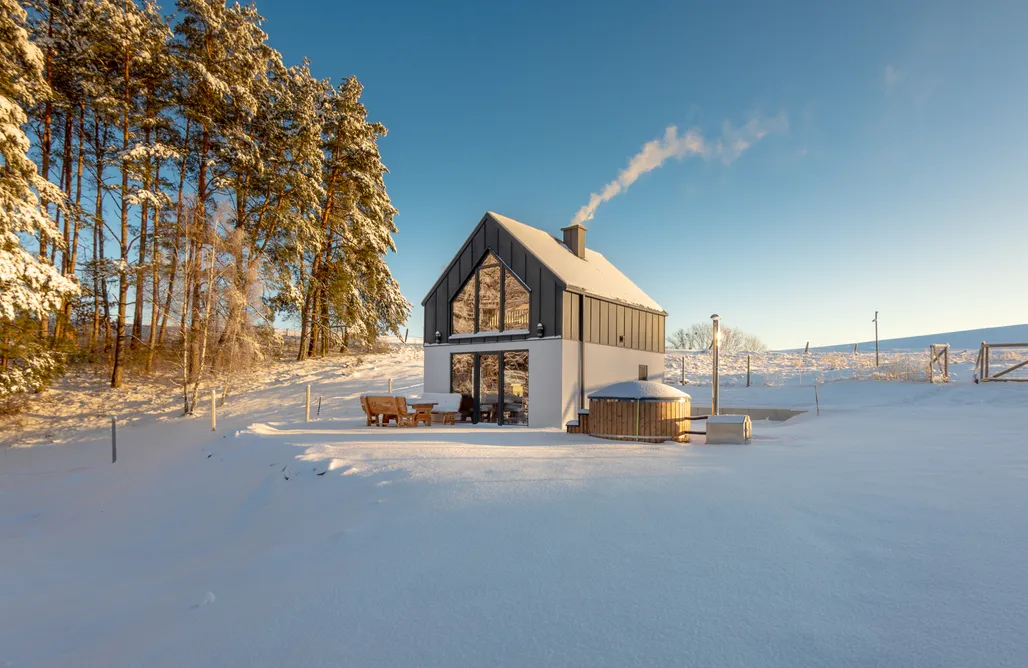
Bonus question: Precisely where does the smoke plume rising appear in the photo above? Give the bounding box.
[569,113,786,226]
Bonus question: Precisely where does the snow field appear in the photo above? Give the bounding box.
[2,347,1027,667]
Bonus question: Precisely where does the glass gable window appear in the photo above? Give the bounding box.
[450,252,530,336]
[452,279,475,335]
[478,261,501,332]
[504,271,529,332]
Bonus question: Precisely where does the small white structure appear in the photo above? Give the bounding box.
[706,415,753,445]
[422,212,667,428]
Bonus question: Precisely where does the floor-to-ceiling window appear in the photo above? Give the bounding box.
[503,351,529,425]
[450,350,529,426]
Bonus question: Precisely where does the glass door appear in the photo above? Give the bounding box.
[502,351,529,425]
[452,351,529,426]
[476,353,500,423]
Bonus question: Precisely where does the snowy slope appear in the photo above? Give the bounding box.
[3,349,1028,667]
[787,323,1028,352]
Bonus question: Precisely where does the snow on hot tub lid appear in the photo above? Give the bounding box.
[589,381,691,401]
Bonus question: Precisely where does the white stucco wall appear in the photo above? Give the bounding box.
[423,338,564,428]
[426,339,664,429]
[560,341,666,426]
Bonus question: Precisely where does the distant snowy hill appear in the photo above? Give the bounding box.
[784,323,1028,353]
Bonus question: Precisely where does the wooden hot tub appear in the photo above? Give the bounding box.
[567,381,692,443]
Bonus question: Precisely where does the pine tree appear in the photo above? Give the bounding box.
[0,0,79,398]
[3,0,411,404]
[295,76,408,359]
[174,0,273,411]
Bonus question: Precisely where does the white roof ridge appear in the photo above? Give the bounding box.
[487,212,664,313]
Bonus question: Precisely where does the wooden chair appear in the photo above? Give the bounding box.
[393,396,418,427]
[458,395,474,422]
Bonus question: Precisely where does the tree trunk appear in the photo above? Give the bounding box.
[111,50,131,388]
[131,121,153,348]
[145,157,164,373]
[59,105,86,345]
[158,118,190,347]
[92,122,112,353]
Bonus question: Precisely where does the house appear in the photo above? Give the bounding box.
[422,212,666,428]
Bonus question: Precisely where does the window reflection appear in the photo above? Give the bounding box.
[504,271,529,331]
[452,278,475,335]
[450,252,530,335]
[503,351,528,425]
[478,263,501,332]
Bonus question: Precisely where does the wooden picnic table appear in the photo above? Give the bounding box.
[411,402,436,427]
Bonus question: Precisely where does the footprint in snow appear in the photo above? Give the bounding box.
[191,592,216,609]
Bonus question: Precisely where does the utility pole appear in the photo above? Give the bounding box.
[711,314,721,416]
[873,311,879,367]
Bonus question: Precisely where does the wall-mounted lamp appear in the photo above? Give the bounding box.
[536,322,544,338]
[434,330,441,344]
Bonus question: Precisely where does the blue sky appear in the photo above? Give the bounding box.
[259,0,1028,349]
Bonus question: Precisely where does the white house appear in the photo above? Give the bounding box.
[422,212,666,428]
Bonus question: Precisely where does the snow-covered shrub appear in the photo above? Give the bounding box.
[0,350,67,405]
[873,357,928,382]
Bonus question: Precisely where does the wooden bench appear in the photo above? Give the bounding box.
[413,393,463,425]
[362,395,402,426]
[361,395,426,427]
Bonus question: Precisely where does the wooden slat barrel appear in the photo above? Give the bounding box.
[573,381,691,443]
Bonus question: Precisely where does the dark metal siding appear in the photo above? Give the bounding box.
[568,294,666,353]
[423,215,566,344]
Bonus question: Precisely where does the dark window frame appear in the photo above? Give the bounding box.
[449,251,531,337]
[449,349,530,426]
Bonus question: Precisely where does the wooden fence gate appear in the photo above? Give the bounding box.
[976,342,1028,382]
[928,344,949,383]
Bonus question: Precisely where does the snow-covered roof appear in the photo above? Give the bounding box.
[487,212,664,314]
[589,381,691,400]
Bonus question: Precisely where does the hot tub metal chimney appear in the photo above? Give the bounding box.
[711,314,721,416]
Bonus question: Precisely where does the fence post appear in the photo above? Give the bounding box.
[305,385,311,422]
[681,356,685,384]
[747,355,751,387]
[317,396,322,417]
[111,416,117,463]
[211,389,217,431]
[388,378,393,394]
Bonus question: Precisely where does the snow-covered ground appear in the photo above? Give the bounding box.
[3,348,1028,667]
[788,322,1028,353]
[666,349,986,389]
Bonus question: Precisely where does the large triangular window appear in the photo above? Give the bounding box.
[451,252,530,336]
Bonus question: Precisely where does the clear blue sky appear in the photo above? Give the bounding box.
[259,0,1027,349]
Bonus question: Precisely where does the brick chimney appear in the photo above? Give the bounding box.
[561,223,587,259]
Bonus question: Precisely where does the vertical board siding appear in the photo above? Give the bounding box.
[422,215,567,343]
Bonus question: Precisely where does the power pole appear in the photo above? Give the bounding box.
[873,311,879,367]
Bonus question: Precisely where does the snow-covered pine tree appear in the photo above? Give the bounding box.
[295,76,408,359]
[174,0,273,411]
[0,0,79,399]
[216,58,325,367]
